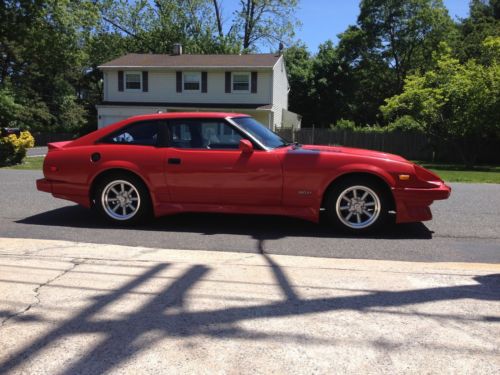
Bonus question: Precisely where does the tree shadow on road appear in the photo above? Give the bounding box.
[17,204,433,241]
[0,250,498,374]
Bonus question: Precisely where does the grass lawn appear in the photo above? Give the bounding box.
[2,156,499,184]
[416,162,500,184]
[2,156,45,170]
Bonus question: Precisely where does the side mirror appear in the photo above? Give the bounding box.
[239,139,254,154]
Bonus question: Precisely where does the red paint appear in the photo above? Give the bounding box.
[37,112,451,224]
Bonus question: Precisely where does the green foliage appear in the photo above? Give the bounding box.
[331,119,357,130]
[0,0,100,132]
[386,115,423,132]
[0,88,24,127]
[289,0,458,128]
[456,0,500,62]
[382,40,500,166]
[284,44,314,126]
[0,131,35,166]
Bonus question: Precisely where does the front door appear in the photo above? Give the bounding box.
[164,118,282,206]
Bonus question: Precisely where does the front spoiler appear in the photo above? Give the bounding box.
[393,181,451,223]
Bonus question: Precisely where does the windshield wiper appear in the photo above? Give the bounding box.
[275,142,302,149]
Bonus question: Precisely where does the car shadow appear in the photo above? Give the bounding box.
[17,204,433,240]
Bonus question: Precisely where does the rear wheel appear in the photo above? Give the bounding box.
[325,178,389,233]
[94,174,152,224]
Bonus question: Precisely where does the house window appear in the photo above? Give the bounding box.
[232,73,250,92]
[183,72,201,91]
[125,72,141,90]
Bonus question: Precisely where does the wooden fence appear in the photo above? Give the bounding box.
[278,128,433,161]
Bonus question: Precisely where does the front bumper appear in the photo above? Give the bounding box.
[393,181,451,223]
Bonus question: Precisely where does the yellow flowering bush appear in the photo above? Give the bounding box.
[0,131,35,166]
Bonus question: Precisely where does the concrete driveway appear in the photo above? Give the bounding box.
[0,238,499,374]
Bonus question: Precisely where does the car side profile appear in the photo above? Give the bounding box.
[36,112,451,233]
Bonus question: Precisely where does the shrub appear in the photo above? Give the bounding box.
[387,115,424,132]
[331,118,357,130]
[0,131,35,166]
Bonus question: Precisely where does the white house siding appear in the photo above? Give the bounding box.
[105,70,272,105]
[97,105,168,128]
[271,57,289,130]
[97,105,273,129]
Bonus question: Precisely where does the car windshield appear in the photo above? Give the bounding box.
[231,117,288,149]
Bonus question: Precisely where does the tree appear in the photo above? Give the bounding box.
[232,0,299,51]
[0,0,100,132]
[456,0,500,62]
[284,44,314,126]
[357,0,456,89]
[335,26,395,125]
[381,41,500,167]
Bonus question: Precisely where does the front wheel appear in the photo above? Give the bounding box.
[325,178,389,233]
[94,174,152,224]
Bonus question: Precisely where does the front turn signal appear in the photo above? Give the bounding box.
[398,174,410,181]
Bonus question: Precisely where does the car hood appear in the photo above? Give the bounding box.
[299,145,410,163]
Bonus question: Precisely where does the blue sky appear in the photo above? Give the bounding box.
[295,0,470,52]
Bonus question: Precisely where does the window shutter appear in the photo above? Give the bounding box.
[118,71,124,92]
[142,71,148,92]
[225,72,231,93]
[176,71,182,92]
[201,72,207,93]
[251,72,258,93]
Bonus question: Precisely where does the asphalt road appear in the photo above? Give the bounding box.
[26,147,48,157]
[0,169,499,263]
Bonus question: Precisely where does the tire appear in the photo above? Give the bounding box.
[324,177,390,234]
[94,173,152,225]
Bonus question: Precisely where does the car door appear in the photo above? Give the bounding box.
[164,118,282,206]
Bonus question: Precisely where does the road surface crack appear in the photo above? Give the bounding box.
[0,258,83,329]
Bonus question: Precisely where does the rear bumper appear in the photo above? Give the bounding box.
[36,178,90,208]
[36,178,52,193]
[393,181,451,223]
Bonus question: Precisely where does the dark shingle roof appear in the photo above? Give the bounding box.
[99,53,281,69]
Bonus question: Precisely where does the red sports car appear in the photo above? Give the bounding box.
[36,112,451,233]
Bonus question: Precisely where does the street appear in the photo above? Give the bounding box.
[0,169,499,263]
[0,169,499,374]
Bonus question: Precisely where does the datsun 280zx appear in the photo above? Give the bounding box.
[36,112,451,233]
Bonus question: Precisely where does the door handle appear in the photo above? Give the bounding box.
[168,158,181,165]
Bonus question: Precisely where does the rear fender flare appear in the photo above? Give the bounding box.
[88,162,156,206]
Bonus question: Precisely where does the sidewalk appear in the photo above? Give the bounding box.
[0,237,499,374]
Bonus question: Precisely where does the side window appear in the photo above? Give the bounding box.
[104,121,160,146]
[168,120,243,149]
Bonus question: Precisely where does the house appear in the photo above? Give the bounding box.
[97,47,301,130]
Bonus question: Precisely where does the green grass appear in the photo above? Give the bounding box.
[416,162,500,184]
[2,156,45,170]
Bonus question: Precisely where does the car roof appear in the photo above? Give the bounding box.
[129,112,248,121]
